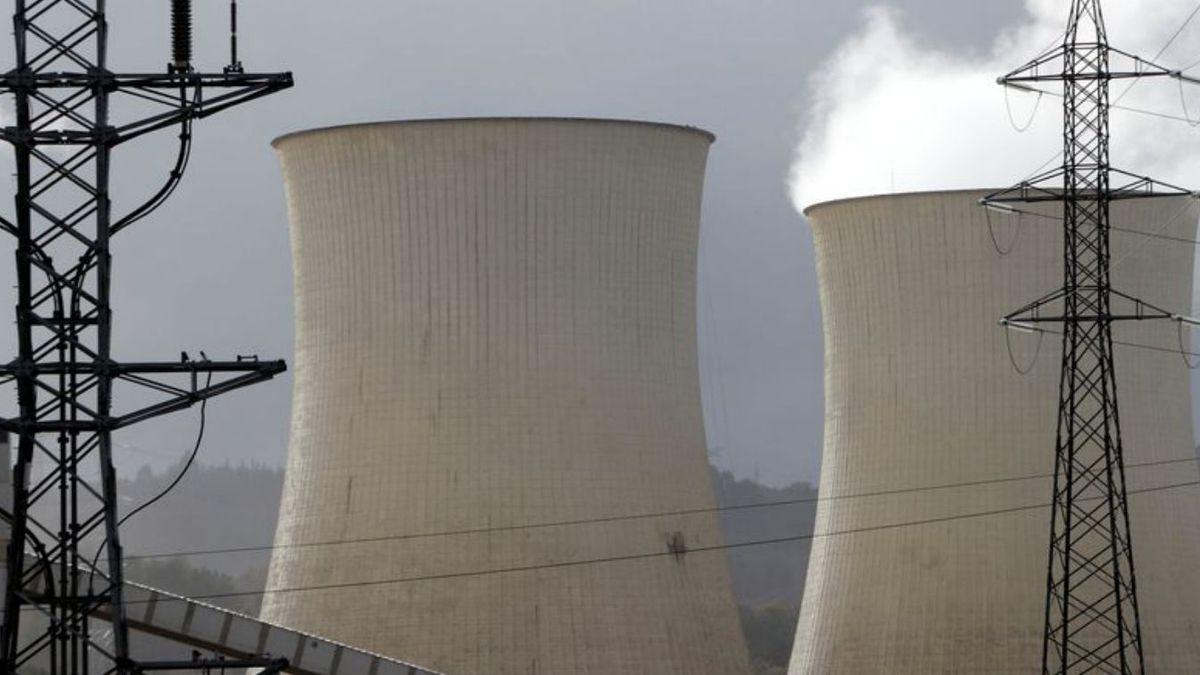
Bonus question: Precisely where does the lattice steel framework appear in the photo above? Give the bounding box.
[0,1,292,672]
[984,1,1200,672]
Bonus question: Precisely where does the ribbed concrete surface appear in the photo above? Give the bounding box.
[262,118,749,675]
[790,191,1200,673]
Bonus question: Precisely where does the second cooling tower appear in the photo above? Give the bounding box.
[790,190,1200,672]
[262,118,750,674]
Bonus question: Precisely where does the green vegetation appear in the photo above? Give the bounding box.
[740,603,801,675]
[124,557,268,617]
[710,467,816,673]
[117,460,284,579]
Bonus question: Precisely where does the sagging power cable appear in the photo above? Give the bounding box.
[1004,322,1045,375]
[88,371,212,589]
[1004,86,1044,133]
[984,203,1024,255]
[1177,321,1200,369]
[120,455,1200,564]
[112,102,196,235]
[117,478,1200,606]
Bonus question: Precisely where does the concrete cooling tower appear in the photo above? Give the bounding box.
[789,190,1200,673]
[262,118,750,675]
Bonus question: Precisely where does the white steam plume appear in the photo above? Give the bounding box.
[790,0,1200,212]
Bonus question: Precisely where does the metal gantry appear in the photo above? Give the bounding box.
[0,1,292,672]
[984,1,1200,672]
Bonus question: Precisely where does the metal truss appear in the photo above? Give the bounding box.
[983,1,1200,672]
[0,1,292,673]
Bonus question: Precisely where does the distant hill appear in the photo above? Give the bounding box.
[116,460,284,578]
[711,467,815,608]
[710,467,816,674]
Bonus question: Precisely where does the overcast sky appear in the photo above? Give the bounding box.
[0,1,1043,487]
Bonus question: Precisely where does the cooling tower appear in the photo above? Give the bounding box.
[790,190,1200,673]
[262,118,750,675]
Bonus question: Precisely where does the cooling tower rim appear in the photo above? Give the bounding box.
[803,188,1009,217]
[272,117,716,148]
[802,188,1199,218]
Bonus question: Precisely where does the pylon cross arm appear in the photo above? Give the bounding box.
[998,288,1191,333]
[999,43,1181,86]
[981,168,1197,206]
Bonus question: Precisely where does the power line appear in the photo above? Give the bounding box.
[1112,333,1200,358]
[122,373,213,529]
[990,5,1200,665]
[1182,53,1200,72]
[1014,2,1200,182]
[987,201,1200,248]
[990,205,1200,361]
[1153,2,1200,62]
[1016,324,1200,360]
[120,455,1200,563]
[121,478,1200,605]
[1112,225,1200,246]
[1005,314,1200,366]
[89,373,213,591]
[1007,82,1200,125]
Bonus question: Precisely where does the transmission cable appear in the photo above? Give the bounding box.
[1008,4,1200,186]
[1003,322,1044,375]
[1110,198,1198,269]
[88,371,212,585]
[995,27,1067,145]
[985,199,1200,363]
[1181,53,1200,72]
[984,200,1200,260]
[1003,82,1200,125]
[1018,323,1200,366]
[984,205,1024,255]
[119,478,1200,606]
[1178,321,1200,369]
[120,454,1200,564]
[1112,2,1200,103]
[119,371,212,528]
[112,114,195,234]
[1158,2,1200,60]
[1179,76,1200,127]
[1004,86,1043,133]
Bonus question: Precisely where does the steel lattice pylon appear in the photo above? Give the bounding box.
[0,1,292,673]
[984,1,1200,672]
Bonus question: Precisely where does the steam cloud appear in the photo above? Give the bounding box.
[790,0,1200,212]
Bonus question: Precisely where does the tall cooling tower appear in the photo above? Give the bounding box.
[790,190,1200,672]
[263,118,750,675]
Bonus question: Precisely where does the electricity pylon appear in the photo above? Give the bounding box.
[984,1,1200,672]
[0,1,292,672]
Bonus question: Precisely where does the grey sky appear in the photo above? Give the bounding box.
[0,1,1030,487]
